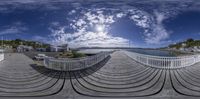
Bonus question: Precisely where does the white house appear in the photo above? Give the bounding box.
[179,47,185,51]
[17,45,33,52]
[48,44,69,52]
[194,46,200,52]
[182,43,186,47]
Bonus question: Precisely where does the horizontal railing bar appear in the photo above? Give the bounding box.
[124,51,200,69]
[43,51,112,71]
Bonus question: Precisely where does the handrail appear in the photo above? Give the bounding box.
[124,51,200,69]
[0,53,4,62]
[43,51,111,71]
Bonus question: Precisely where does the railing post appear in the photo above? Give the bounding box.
[43,58,46,66]
[171,59,173,69]
[147,57,148,65]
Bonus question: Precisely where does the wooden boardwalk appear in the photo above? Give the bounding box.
[0,51,200,99]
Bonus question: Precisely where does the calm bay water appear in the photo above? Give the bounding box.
[79,48,175,57]
[127,49,175,57]
[78,49,116,54]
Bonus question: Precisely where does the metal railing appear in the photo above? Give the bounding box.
[43,51,111,71]
[124,51,200,69]
[0,52,4,61]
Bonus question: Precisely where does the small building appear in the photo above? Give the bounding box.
[179,47,185,51]
[17,45,33,52]
[46,46,58,52]
[58,44,69,52]
[47,44,69,52]
[182,43,186,47]
[187,47,195,52]
[193,46,200,52]
[36,48,47,52]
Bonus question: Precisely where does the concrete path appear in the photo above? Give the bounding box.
[0,51,200,99]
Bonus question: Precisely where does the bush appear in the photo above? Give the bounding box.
[57,50,86,58]
[72,51,86,58]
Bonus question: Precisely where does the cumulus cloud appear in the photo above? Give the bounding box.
[143,11,170,44]
[116,13,125,18]
[49,8,131,48]
[0,0,70,13]
[50,22,60,26]
[0,0,66,5]
[50,29,129,48]
[48,5,173,47]
[2,0,196,47]
[129,10,150,30]
[49,28,129,48]
[68,9,76,15]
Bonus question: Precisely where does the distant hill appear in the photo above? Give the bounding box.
[168,38,200,49]
[0,39,50,49]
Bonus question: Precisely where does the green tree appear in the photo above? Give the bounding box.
[187,38,194,42]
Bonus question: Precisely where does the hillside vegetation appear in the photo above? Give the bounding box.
[168,38,200,49]
[0,39,50,48]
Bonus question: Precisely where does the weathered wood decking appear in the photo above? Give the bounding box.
[0,51,200,99]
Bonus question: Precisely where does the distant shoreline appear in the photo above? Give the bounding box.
[160,49,197,56]
[78,48,198,57]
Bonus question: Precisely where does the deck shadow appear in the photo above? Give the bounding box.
[30,56,111,79]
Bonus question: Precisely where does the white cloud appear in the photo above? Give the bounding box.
[0,22,27,35]
[0,27,20,35]
[145,25,169,44]
[48,8,131,48]
[0,0,36,4]
[130,15,149,29]
[49,28,129,48]
[129,9,150,30]
[0,0,69,13]
[5,1,195,47]
[48,7,172,47]
[0,0,68,5]
[0,27,27,35]
[126,8,171,45]
[144,11,170,44]
[76,19,86,27]
[68,9,76,15]
[50,22,60,26]
[84,11,115,26]
[0,7,10,13]
[32,36,48,43]
[155,12,166,24]
[116,13,125,18]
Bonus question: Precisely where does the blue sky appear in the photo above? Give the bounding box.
[0,0,200,48]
